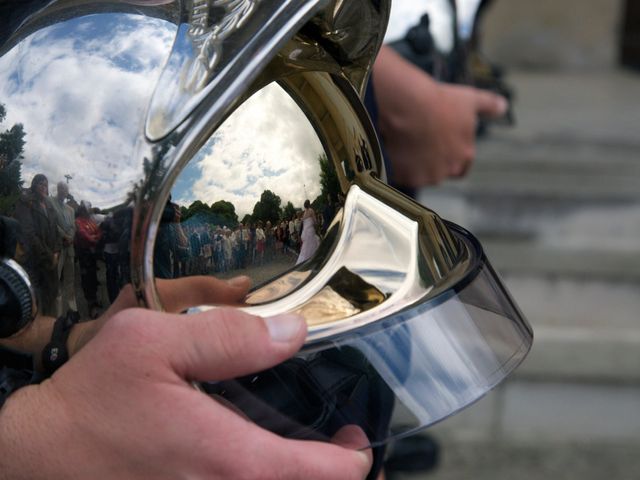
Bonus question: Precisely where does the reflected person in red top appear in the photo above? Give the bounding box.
[75,201,102,318]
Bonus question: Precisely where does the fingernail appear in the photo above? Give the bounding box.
[264,314,305,343]
[495,96,508,116]
[227,276,250,287]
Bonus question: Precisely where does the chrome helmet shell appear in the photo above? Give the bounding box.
[0,0,532,447]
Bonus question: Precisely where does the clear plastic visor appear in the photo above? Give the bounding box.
[204,229,533,449]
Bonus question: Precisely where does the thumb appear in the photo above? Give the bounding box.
[161,308,307,382]
[475,90,508,119]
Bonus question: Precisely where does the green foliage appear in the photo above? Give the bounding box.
[0,104,25,216]
[318,153,341,205]
[311,194,323,211]
[210,199,238,228]
[251,189,281,225]
[282,201,296,221]
[180,199,238,228]
[0,124,25,164]
[181,200,209,222]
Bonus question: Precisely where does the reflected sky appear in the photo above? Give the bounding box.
[353,296,521,427]
[456,0,482,38]
[385,0,455,53]
[0,13,175,209]
[173,83,325,216]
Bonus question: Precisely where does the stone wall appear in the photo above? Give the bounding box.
[481,0,625,70]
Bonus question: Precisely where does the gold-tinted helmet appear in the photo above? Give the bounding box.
[0,0,532,447]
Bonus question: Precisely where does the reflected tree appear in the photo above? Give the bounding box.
[182,200,210,221]
[0,103,26,215]
[210,200,238,228]
[318,153,340,205]
[180,199,239,227]
[252,189,281,225]
[282,201,296,221]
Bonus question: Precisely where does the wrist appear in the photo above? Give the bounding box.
[373,48,438,137]
[41,312,79,376]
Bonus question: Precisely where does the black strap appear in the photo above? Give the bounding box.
[41,311,79,376]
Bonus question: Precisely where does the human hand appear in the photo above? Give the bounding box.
[0,275,252,370]
[373,46,508,187]
[0,307,372,479]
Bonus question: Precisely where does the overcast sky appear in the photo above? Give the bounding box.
[0,13,174,208]
[1,11,325,216]
[172,84,325,217]
[1,4,463,214]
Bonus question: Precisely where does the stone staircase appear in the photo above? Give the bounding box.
[401,70,640,479]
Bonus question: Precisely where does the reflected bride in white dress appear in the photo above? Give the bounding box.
[296,200,320,265]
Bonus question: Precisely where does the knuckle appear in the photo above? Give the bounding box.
[102,309,162,352]
[206,309,262,361]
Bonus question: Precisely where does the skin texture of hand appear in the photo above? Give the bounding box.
[0,275,252,369]
[373,45,508,188]
[0,305,372,479]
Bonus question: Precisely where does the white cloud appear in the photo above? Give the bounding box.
[385,0,454,53]
[0,13,175,208]
[174,83,325,217]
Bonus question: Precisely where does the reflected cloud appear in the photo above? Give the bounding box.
[0,13,176,209]
[456,0,482,39]
[173,83,325,216]
[385,0,455,53]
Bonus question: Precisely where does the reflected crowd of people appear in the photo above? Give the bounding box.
[7,173,132,320]
[156,194,344,281]
[5,172,344,320]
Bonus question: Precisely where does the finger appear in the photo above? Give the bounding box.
[247,428,372,480]
[69,277,253,357]
[474,90,508,119]
[448,144,475,178]
[331,425,373,461]
[104,275,251,314]
[157,275,251,311]
[160,308,307,381]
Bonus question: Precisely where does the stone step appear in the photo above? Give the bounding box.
[515,324,640,384]
[390,68,640,480]
[394,438,640,480]
[503,275,640,330]
[484,240,640,281]
[417,192,640,279]
[442,136,640,201]
[428,199,640,250]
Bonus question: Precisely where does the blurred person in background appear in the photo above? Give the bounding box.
[75,200,102,318]
[49,181,77,316]
[14,174,61,317]
[373,44,508,189]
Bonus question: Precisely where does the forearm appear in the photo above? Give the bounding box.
[372,45,439,137]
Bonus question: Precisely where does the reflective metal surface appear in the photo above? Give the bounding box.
[0,0,531,450]
[386,0,456,55]
[0,0,390,320]
[209,227,532,447]
[455,0,483,41]
[0,4,178,318]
